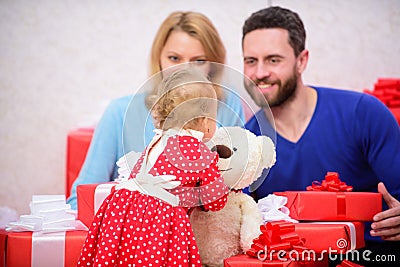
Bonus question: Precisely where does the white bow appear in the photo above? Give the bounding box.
[115,173,181,206]
[115,151,142,181]
[257,194,298,223]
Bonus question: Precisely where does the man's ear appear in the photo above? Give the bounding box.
[297,49,309,74]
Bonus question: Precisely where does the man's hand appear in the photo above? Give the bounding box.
[370,182,400,241]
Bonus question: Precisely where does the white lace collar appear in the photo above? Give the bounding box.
[144,128,204,171]
[153,128,204,142]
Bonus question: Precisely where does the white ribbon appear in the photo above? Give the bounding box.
[94,183,115,215]
[32,231,65,267]
[257,194,298,223]
[115,173,180,206]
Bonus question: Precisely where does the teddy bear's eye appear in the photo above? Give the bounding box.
[233,147,237,152]
[211,145,232,159]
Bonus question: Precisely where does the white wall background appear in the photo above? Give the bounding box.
[1,0,399,215]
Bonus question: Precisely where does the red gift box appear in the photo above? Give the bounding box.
[363,78,400,123]
[0,229,6,267]
[274,172,382,221]
[224,254,328,267]
[274,191,381,221]
[1,230,87,267]
[65,128,94,198]
[389,107,400,124]
[77,183,115,227]
[363,78,400,125]
[374,78,400,92]
[295,222,364,254]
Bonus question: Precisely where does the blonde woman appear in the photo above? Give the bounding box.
[67,11,244,209]
[77,68,229,267]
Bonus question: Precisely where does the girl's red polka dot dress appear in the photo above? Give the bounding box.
[77,133,228,267]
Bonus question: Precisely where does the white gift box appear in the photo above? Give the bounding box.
[6,195,85,233]
[29,195,67,215]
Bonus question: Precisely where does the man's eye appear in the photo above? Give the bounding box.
[244,59,255,65]
[270,58,280,64]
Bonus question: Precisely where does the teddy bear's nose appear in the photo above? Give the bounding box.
[211,145,232,159]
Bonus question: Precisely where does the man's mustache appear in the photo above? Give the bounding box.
[254,78,273,85]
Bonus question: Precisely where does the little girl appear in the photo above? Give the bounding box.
[77,67,229,267]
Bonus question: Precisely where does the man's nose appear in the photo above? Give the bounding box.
[255,62,271,80]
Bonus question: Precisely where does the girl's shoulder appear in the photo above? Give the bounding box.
[164,135,217,171]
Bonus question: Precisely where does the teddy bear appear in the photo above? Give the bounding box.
[189,126,276,267]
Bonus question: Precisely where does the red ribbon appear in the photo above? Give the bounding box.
[306,172,353,192]
[336,259,364,267]
[246,221,309,261]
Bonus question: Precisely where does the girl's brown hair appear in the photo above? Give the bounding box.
[149,68,217,130]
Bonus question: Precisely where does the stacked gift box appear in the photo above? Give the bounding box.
[0,128,98,266]
[7,195,76,232]
[75,151,138,227]
[65,128,94,198]
[224,172,382,267]
[76,183,116,227]
[1,195,88,267]
[363,78,400,124]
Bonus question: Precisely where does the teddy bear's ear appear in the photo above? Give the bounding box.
[258,135,276,169]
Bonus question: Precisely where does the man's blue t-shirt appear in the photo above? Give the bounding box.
[245,87,400,241]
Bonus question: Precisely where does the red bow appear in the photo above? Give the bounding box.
[246,221,308,261]
[306,172,353,192]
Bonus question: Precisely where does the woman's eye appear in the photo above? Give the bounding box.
[193,59,206,65]
[168,56,179,62]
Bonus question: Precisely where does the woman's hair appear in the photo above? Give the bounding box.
[148,11,226,101]
[149,68,217,131]
[150,11,226,75]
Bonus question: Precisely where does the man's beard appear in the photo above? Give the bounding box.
[267,73,297,107]
[245,70,298,108]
